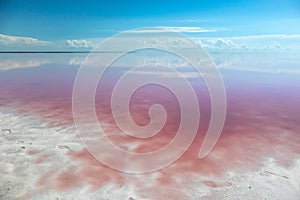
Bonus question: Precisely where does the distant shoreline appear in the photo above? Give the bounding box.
[0,51,136,54]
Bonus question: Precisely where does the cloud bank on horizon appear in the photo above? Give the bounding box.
[1,32,300,52]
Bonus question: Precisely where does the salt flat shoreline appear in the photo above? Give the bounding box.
[0,108,299,200]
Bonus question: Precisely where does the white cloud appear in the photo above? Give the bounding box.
[159,26,216,33]
[68,57,85,65]
[0,33,299,53]
[195,33,300,51]
[271,41,281,49]
[0,56,49,70]
[0,34,97,50]
[210,50,300,74]
[128,27,215,33]
[0,34,49,47]
[225,34,300,40]
[198,38,236,50]
[212,39,235,49]
[66,39,94,48]
[131,70,201,78]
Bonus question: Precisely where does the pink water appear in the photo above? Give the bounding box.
[1,58,300,199]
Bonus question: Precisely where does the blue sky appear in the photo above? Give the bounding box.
[0,0,300,73]
[1,0,300,39]
[0,0,299,51]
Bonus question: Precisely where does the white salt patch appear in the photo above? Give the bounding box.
[1,107,299,199]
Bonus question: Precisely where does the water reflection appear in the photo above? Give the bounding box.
[0,53,300,199]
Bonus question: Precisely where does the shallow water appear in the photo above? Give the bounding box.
[0,53,300,199]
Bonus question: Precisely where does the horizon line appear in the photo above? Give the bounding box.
[0,51,136,54]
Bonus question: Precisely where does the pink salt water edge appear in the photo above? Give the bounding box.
[0,66,299,199]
